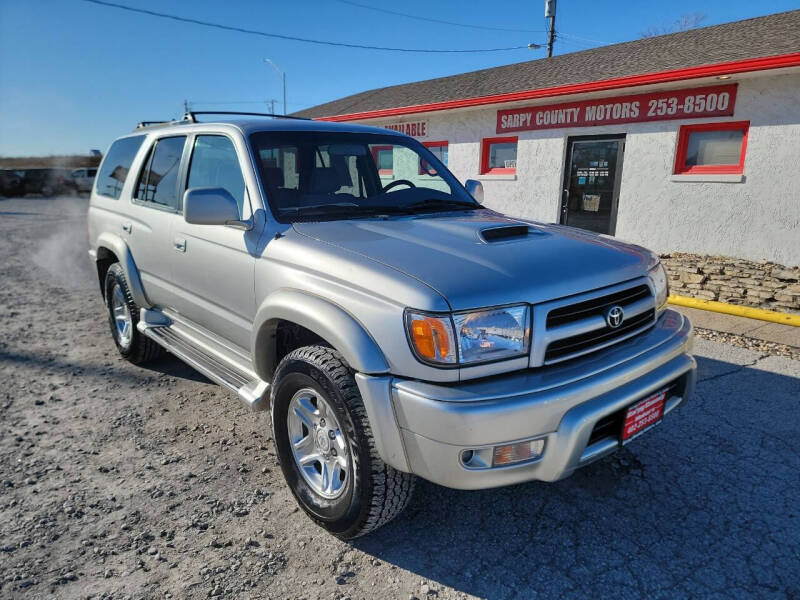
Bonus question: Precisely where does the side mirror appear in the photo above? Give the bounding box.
[184,187,249,229]
[465,179,484,204]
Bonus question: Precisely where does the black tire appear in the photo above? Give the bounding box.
[104,263,162,364]
[271,345,415,538]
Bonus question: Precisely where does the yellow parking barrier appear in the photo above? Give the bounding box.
[667,294,800,327]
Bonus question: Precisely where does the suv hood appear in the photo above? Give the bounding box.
[293,210,654,310]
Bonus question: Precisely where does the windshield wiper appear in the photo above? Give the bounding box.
[282,203,411,219]
[403,198,481,212]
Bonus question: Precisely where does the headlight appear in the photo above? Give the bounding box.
[649,262,669,311]
[406,305,530,366]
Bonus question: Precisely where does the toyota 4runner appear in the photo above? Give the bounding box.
[88,113,696,538]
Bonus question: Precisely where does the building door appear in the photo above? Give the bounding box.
[560,135,625,235]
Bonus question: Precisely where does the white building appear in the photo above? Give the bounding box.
[297,11,800,266]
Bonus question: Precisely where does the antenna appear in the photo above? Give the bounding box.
[545,0,556,57]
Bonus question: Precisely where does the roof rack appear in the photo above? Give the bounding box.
[133,110,310,132]
[182,111,310,122]
[134,120,176,130]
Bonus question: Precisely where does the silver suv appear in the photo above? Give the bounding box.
[88,113,696,538]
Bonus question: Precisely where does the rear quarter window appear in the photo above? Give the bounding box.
[95,135,145,199]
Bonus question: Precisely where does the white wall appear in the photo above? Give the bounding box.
[363,71,800,266]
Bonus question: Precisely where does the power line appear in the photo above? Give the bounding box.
[80,0,535,53]
[557,32,610,45]
[333,0,546,34]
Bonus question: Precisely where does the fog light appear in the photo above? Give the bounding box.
[493,439,545,466]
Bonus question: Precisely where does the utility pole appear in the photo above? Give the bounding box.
[183,99,189,113]
[545,0,556,58]
[268,99,276,114]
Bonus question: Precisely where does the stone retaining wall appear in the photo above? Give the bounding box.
[661,253,800,314]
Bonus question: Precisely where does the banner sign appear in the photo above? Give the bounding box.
[384,121,428,137]
[496,84,737,133]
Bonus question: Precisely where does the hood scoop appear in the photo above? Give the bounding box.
[480,224,531,243]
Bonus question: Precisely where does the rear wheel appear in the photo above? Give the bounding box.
[104,263,162,364]
[271,345,415,538]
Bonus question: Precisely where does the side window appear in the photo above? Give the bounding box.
[135,136,186,210]
[187,135,247,217]
[95,135,145,199]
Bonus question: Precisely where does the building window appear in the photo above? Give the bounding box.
[481,136,517,174]
[419,141,448,175]
[674,121,749,175]
[370,145,394,175]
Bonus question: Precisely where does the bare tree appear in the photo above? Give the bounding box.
[640,12,707,38]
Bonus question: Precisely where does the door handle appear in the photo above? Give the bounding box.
[173,237,186,252]
[122,222,132,233]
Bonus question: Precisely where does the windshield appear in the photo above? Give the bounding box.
[250,131,479,222]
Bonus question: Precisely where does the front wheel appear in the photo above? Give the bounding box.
[271,346,415,538]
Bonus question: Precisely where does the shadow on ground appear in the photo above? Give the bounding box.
[138,354,212,384]
[353,356,800,598]
[0,349,211,386]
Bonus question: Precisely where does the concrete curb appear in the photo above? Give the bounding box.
[668,294,800,327]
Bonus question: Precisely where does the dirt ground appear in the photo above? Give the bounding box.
[1,196,799,600]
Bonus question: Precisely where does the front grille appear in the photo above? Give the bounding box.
[546,284,651,328]
[542,283,655,364]
[545,308,655,362]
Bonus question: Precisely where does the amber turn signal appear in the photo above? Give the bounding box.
[406,312,456,364]
[492,439,545,466]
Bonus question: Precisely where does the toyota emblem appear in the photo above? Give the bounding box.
[606,305,624,328]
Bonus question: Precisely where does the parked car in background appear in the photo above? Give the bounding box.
[71,167,97,193]
[0,169,24,197]
[18,168,76,196]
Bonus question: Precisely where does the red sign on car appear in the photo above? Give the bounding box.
[622,389,668,443]
[496,84,737,133]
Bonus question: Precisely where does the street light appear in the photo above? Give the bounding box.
[264,58,286,115]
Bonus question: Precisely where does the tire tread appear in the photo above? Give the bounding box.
[274,345,415,538]
[106,263,163,364]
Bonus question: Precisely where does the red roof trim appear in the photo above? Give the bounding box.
[316,52,800,122]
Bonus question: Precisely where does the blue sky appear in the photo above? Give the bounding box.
[0,0,795,156]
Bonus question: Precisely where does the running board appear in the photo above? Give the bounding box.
[137,314,269,411]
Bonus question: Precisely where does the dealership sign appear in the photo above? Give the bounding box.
[496,84,737,133]
[384,121,428,137]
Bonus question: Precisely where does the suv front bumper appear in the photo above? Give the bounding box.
[356,309,695,490]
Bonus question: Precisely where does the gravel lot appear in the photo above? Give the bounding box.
[2,196,799,600]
